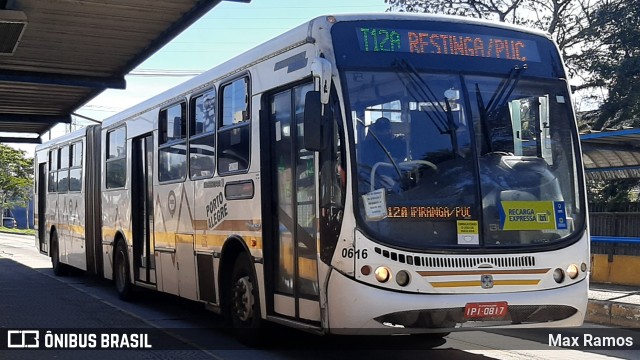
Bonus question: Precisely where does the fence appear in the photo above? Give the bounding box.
[590,212,640,256]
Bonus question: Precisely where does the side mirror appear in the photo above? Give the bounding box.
[303,91,327,151]
[310,57,332,104]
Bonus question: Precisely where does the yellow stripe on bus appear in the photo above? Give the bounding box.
[418,268,550,276]
[56,223,86,237]
[101,226,264,250]
[192,219,262,232]
[430,279,541,288]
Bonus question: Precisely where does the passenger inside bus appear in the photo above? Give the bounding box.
[360,117,406,166]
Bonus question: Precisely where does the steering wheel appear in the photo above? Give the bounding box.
[483,151,514,157]
[399,160,438,172]
[367,160,439,193]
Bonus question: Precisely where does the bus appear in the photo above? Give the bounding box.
[34,13,589,336]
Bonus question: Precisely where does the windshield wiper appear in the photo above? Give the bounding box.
[392,58,459,156]
[393,59,455,133]
[485,64,527,118]
[475,64,527,153]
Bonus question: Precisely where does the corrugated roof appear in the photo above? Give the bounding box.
[0,0,250,144]
[580,128,640,180]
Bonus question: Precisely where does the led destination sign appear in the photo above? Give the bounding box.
[357,27,541,62]
[387,205,472,219]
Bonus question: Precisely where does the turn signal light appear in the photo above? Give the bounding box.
[361,265,372,276]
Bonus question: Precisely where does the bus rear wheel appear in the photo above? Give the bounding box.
[228,252,263,344]
[114,240,133,301]
[51,232,68,276]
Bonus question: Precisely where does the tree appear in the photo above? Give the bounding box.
[582,0,640,130]
[0,144,33,226]
[587,178,640,212]
[384,0,600,83]
[579,0,640,207]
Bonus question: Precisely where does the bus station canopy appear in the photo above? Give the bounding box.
[581,128,640,180]
[0,0,249,144]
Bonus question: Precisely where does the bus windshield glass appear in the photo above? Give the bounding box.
[346,67,584,250]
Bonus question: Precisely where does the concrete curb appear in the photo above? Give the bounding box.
[587,299,640,327]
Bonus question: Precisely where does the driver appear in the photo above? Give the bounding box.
[360,117,405,166]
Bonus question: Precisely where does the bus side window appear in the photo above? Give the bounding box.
[189,89,216,179]
[48,149,58,193]
[69,141,83,191]
[218,76,250,175]
[106,127,127,189]
[57,146,70,192]
[159,102,187,182]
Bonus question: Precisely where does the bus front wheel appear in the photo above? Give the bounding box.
[228,252,263,343]
[114,240,133,301]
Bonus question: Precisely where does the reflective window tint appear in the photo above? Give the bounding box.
[218,76,250,175]
[159,102,187,182]
[192,89,216,135]
[221,77,249,126]
[190,89,216,179]
[106,127,126,189]
[107,127,126,159]
[69,141,83,192]
[159,144,187,182]
[48,150,57,192]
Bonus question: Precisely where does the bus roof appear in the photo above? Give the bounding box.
[328,13,551,38]
[35,124,96,151]
[97,13,553,129]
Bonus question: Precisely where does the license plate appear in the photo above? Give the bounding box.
[464,301,508,319]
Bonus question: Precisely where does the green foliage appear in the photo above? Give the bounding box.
[583,0,640,130]
[587,178,640,212]
[0,144,33,212]
[0,226,36,236]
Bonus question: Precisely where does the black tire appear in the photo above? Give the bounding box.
[114,240,133,301]
[228,252,263,345]
[51,232,67,276]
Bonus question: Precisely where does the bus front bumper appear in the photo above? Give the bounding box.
[326,269,588,335]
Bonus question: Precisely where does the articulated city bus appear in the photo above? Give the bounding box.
[34,13,589,336]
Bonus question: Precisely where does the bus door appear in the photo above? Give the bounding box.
[37,162,47,253]
[132,134,156,285]
[267,82,321,323]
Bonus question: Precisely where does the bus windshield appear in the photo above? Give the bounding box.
[347,68,584,250]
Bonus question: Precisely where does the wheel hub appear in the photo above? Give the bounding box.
[232,276,254,322]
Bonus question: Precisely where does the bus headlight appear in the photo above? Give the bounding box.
[553,268,565,283]
[566,264,579,279]
[375,267,391,283]
[395,270,410,287]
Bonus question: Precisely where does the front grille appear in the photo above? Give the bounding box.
[373,247,536,268]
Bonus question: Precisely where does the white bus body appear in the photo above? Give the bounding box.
[35,13,589,335]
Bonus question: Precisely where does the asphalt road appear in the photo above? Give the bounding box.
[0,232,637,360]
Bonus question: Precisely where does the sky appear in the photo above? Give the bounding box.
[10,0,389,155]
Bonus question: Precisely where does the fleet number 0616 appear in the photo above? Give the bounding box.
[341,248,368,259]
